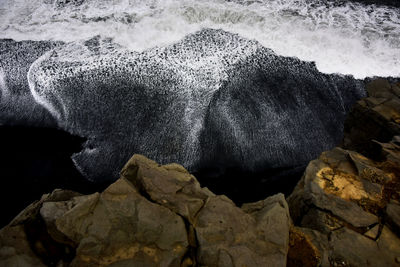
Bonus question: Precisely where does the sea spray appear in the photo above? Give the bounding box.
[1,0,399,78]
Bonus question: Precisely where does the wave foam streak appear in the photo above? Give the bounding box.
[1,0,399,78]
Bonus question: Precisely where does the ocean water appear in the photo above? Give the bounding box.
[20,28,365,180]
[1,0,399,79]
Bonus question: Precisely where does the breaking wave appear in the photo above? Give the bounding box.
[1,0,400,78]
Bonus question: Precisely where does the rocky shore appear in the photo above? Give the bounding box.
[1,78,400,266]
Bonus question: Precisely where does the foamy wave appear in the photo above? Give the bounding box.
[1,0,399,78]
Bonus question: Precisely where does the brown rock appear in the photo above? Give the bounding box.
[287,227,321,267]
[364,224,380,240]
[0,225,46,267]
[55,178,189,267]
[195,193,290,267]
[386,200,400,235]
[298,228,331,266]
[122,155,292,266]
[343,79,400,157]
[330,227,399,267]
[288,136,400,267]
[300,208,343,234]
[288,148,379,229]
[1,154,293,267]
[0,189,80,267]
[120,154,214,224]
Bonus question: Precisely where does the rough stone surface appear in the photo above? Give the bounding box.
[120,154,214,224]
[287,227,321,267]
[0,189,80,266]
[194,193,290,267]
[0,154,291,267]
[287,79,400,267]
[121,155,291,267]
[288,135,400,266]
[328,227,399,266]
[288,147,380,229]
[0,225,46,267]
[60,180,188,267]
[343,78,400,158]
[387,200,400,236]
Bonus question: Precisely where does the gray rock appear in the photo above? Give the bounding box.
[377,226,400,260]
[11,189,80,226]
[241,193,291,250]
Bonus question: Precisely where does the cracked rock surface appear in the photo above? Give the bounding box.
[0,155,291,267]
[343,78,400,157]
[287,79,400,267]
[287,137,400,266]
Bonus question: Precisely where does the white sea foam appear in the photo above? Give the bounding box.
[1,0,399,78]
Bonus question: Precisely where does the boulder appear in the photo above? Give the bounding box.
[0,154,292,266]
[0,189,81,266]
[288,136,400,266]
[53,179,189,267]
[121,155,292,266]
[120,154,214,224]
[288,147,381,229]
[343,79,400,157]
[194,193,290,267]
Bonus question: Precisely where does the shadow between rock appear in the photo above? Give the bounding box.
[0,126,108,228]
[193,165,305,206]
